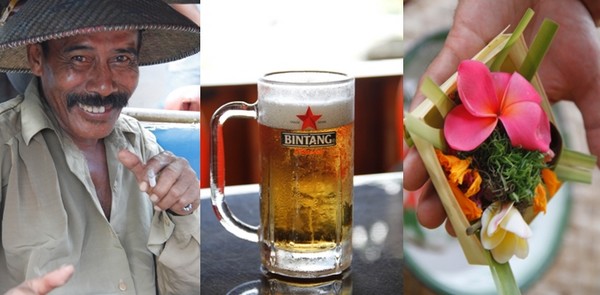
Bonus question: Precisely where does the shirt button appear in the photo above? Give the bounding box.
[118,279,127,291]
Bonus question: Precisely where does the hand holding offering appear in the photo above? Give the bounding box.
[404,9,596,294]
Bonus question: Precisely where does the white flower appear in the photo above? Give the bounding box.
[480,201,532,263]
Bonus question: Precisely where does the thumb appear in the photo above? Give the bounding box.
[118,149,146,182]
[29,265,75,294]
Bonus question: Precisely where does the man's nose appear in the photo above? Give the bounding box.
[86,62,117,97]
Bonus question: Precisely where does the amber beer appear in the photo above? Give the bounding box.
[257,71,354,278]
[259,124,353,248]
[210,71,354,279]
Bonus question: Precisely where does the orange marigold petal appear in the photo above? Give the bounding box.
[465,170,482,198]
[435,149,472,185]
[436,149,482,221]
[533,183,547,215]
[449,181,482,221]
[449,159,472,185]
[541,168,561,197]
[436,149,455,170]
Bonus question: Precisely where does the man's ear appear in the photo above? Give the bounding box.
[27,44,43,77]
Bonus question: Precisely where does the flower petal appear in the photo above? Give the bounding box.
[480,202,531,263]
[533,183,547,215]
[482,227,507,250]
[481,203,507,250]
[444,105,498,151]
[514,235,529,259]
[448,181,482,221]
[486,202,512,236]
[499,101,551,152]
[500,207,532,239]
[457,60,500,117]
[541,168,561,197]
[491,233,518,264]
[491,72,511,104]
[436,151,472,185]
[464,170,482,198]
[502,71,542,108]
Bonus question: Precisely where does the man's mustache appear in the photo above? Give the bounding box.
[66,92,129,110]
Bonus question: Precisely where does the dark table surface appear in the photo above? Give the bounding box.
[200,172,403,294]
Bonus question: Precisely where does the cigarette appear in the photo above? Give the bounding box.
[147,170,156,188]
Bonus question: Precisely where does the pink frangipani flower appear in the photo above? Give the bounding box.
[444,60,551,152]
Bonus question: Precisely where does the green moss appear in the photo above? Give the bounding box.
[459,128,546,210]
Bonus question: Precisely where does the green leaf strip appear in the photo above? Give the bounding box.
[561,148,598,169]
[490,8,535,71]
[518,19,559,80]
[487,252,522,295]
[421,77,455,117]
[404,114,447,150]
[554,148,597,183]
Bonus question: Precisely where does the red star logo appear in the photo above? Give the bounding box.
[296,107,322,130]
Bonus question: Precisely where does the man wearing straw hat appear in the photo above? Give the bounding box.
[0,0,200,294]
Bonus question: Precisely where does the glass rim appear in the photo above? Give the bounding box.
[259,70,354,86]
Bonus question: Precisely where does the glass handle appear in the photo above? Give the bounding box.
[210,101,259,242]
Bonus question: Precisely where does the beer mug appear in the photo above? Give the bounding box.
[210,71,354,278]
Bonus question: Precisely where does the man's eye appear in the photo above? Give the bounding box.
[71,56,87,62]
[115,55,131,63]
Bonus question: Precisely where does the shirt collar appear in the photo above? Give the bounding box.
[20,77,56,145]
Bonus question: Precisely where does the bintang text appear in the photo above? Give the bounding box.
[281,132,337,147]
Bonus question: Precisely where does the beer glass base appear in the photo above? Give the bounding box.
[233,270,352,295]
[260,241,352,279]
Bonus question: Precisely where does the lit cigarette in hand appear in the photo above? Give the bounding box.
[146,170,160,207]
[147,170,157,188]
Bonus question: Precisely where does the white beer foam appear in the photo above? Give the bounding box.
[264,71,351,84]
[258,93,354,130]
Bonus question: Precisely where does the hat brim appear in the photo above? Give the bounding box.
[164,0,200,3]
[0,0,200,73]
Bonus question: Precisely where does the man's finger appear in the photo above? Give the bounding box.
[28,265,75,294]
[156,175,197,213]
[403,148,430,191]
[416,182,447,229]
[445,219,457,237]
[118,149,146,182]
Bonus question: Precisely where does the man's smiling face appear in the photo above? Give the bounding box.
[27,30,140,144]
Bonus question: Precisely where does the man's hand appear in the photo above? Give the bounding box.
[5,265,74,295]
[118,149,200,215]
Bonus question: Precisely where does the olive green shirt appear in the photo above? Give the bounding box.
[0,80,200,294]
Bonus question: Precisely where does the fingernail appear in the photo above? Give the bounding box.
[60,264,75,271]
[154,205,162,212]
[139,182,148,192]
[150,194,159,203]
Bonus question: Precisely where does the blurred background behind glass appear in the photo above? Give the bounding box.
[201,0,402,86]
